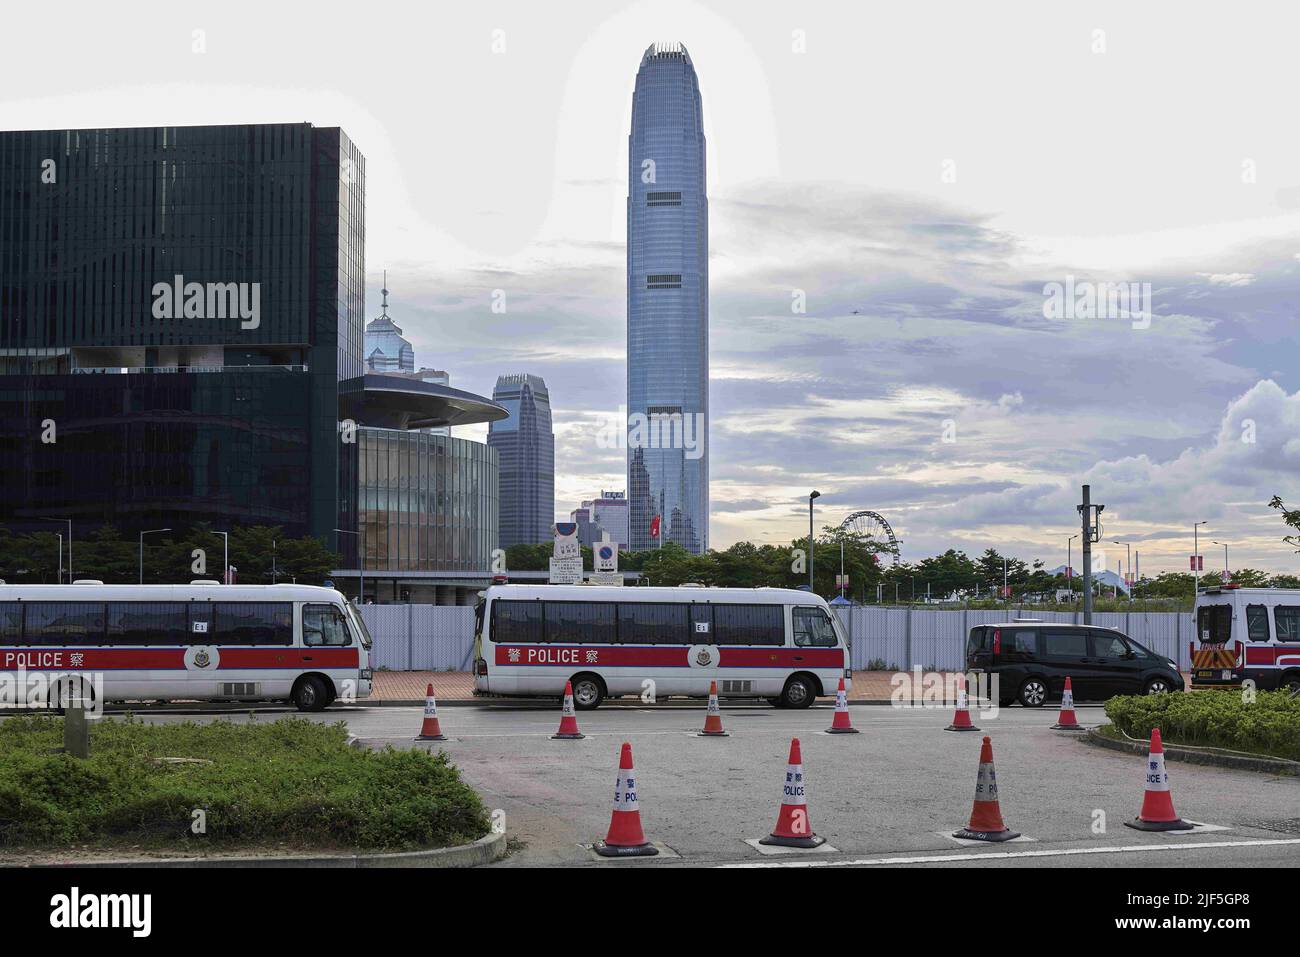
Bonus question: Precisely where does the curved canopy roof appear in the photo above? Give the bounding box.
[340,374,508,430]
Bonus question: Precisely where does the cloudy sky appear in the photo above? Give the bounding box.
[4,1,1299,573]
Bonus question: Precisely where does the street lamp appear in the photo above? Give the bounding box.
[807,491,820,592]
[1111,540,1131,599]
[334,528,364,604]
[1193,521,1207,599]
[139,528,171,584]
[1067,533,1079,598]
[213,531,229,584]
[39,517,72,580]
[1212,541,1230,580]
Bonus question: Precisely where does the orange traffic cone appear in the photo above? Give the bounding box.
[594,742,659,857]
[1050,676,1084,730]
[552,680,585,739]
[699,680,729,736]
[953,736,1020,842]
[759,738,826,848]
[944,674,980,732]
[415,684,447,741]
[826,678,858,734]
[1124,728,1193,831]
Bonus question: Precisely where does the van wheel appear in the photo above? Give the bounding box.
[292,676,329,712]
[1018,677,1048,708]
[780,675,817,709]
[1280,672,1300,696]
[570,674,605,710]
[1144,677,1173,695]
[766,696,784,708]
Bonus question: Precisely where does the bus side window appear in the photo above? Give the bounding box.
[793,607,837,647]
[1246,604,1270,642]
[1275,606,1300,643]
[304,604,350,647]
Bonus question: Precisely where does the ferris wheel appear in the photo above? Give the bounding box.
[839,510,902,567]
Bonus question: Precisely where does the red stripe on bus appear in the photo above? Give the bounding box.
[493,645,844,668]
[0,647,358,670]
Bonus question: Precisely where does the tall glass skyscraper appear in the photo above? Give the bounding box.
[487,373,555,547]
[626,42,709,553]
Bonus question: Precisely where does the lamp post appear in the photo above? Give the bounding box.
[1193,521,1207,600]
[39,518,72,580]
[139,528,171,584]
[1111,540,1131,599]
[334,528,363,603]
[1067,533,1078,599]
[1212,541,1230,581]
[214,531,229,584]
[56,533,63,584]
[807,491,820,592]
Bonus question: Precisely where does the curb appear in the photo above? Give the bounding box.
[1084,726,1300,775]
[25,826,508,870]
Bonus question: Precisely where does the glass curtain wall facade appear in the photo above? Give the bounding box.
[0,123,364,539]
[487,373,554,547]
[357,427,498,571]
[626,43,709,553]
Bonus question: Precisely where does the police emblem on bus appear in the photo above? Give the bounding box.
[194,650,211,668]
[696,649,711,666]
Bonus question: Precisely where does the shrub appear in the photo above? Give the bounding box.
[1104,690,1300,761]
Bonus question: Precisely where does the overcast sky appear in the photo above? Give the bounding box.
[4,1,1299,573]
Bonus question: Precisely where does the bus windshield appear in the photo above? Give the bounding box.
[344,600,374,650]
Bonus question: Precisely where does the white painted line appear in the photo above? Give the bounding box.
[717,837,1300,868]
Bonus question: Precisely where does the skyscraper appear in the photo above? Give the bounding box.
[487,373,555,547]
[626,42,709,553]
[363,273,414,373]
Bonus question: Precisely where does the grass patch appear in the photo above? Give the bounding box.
[0,715,490,853]
[1104,690,1300,762]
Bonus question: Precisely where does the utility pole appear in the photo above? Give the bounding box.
[808,491,820,592]
[1077,485,1104,625]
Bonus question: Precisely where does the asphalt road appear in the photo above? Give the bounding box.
[124,701,1300,868]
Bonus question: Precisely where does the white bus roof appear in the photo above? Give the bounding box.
[0,583,346,603]
[484,584,831,606]
[1197,587,1300,599]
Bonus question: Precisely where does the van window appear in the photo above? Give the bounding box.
[1043,630,1088,657]
[545,602,617,644]
[1005,630,1038,654]
[303,604,351,647]
[1246,605,1270,642]
[491,601,544,643]
[713,604,784,646]
[1275,606,1300,643]
[966,627,988,656]
[1090,633,1130,659]
[792,607,837,647]
[1197,604,1232,643]
[617,603,690,645]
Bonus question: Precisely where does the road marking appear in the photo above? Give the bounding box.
[719,837,1300,868]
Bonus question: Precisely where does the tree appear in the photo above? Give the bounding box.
[1270,495,1300,552]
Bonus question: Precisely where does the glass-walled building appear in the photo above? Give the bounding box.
[626,43,709,553]
[0,122,365,540]
[487,373,555,547]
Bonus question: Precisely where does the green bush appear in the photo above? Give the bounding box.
[0,715,489,851]
[1104,690,1300,761]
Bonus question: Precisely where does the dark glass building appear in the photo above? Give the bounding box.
[486,373,554,547]
[0,123,365,540]
[626,43,709,553]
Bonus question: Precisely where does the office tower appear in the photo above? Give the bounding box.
[487,373,555,547]
[363,274,414,372]
[626,42,709,553]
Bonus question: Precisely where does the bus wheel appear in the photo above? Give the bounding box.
[779,675,816,709]
[292,676,330,712]
[570,674,605,710]
[1280,672,1300,696]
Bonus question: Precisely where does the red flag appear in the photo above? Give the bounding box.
[649,515,661,539]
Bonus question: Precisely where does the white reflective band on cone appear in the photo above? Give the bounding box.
[613,769,639,811]
[1145,752,1170,791]
[836,690,848,709]
[974,762,999,801]
[957,688,967,710]
[562,695,575,716]
[424,700,438,716]
[1061,689,1074,708]
[782,766,808,805]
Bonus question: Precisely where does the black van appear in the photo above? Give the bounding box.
[965,622,1184,706]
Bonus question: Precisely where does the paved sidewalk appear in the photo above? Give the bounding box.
[372,670,960,703]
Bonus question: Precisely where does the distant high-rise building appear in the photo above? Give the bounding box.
[590,490,629,551]
[626,42,709,553]
[488,373,555,547]
[363,274,414,373]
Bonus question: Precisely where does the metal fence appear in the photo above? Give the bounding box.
[832,607,1194,672]
[359,603,1194,673]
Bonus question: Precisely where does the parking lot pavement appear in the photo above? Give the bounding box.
[127,701,1300,868]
